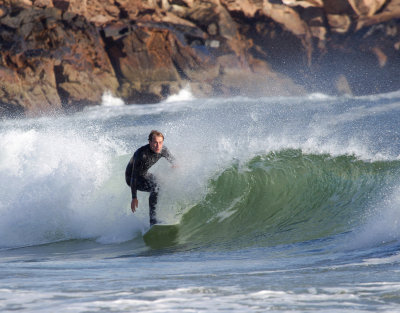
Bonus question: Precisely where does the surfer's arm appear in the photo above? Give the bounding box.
[130,180,138,213]
[131,198,138,213]
[163,147,177,167]
[130,175,138,213]
[130,156,139,212]
[130,171,138,198]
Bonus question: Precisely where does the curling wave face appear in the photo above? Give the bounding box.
[175,150,400,250]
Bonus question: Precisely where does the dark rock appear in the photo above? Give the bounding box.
[0,4,118,115]
[0,0,399,117]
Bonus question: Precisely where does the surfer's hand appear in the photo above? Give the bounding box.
[131,198,138,213]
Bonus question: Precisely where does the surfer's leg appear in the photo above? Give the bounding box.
[149,190,158,226]
[136,174,159,225]
[147,174,159,225]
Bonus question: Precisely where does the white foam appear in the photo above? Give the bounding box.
[164,85,194,103]
[347,186,400,250]
[0,126,142,248]
[101,91,125,106]
[307,92,333,100]
[3,283,399,313]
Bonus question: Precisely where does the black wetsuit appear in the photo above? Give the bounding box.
[126,144,174,225]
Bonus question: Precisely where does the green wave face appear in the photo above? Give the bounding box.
[176,150,400,250]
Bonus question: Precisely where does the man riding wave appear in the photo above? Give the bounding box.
[126,130,175,225]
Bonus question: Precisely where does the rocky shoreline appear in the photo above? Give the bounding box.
[0,0,399,117]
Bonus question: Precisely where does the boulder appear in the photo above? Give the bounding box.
[103,22,212,103]
[0,0,399,116]
[348,0,386,17]
[356,0,400,29]
[0,5,118,115]
[327,13,352,33]
[322,0,354,14]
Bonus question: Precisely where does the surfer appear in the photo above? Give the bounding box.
[126,130,175,225]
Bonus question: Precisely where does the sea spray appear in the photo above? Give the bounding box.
[347,183,400,250]
[164,85,195,103]
[101,91,125,107]
[0,126,138,248]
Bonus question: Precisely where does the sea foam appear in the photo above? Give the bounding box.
[0,126,141,248]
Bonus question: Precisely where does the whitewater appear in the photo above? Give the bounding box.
[1,89,400,312]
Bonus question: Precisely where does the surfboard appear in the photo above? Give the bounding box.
[143,224,179,249]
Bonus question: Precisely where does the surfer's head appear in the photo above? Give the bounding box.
[148,130,164,154]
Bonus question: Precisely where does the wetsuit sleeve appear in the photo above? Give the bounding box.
[163,147,175,165]
[130,155,138,199]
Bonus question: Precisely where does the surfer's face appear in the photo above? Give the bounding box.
[149,135,164,153]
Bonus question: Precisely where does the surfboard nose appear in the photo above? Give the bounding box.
[143,224,179,249]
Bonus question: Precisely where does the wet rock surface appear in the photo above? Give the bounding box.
[0,0,399,116]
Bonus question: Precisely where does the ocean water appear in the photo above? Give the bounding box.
[1,89,400,312]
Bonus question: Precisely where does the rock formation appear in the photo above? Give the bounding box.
[0,0,399,117]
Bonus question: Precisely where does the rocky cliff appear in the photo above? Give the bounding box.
[0,0,399,117]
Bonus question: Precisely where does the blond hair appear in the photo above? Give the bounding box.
[148,130,164,141]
